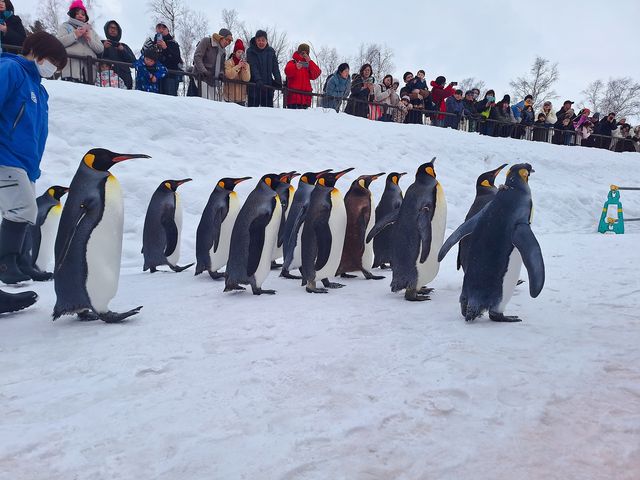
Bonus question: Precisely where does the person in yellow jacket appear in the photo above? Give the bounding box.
[224,39,251,105]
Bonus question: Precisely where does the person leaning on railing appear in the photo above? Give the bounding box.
[321,63,350,112]
[0,0,26,54]
[141,22,183,96]
[246,29,282,108]
[100,20,135,90]
[134,48,166,94]
[193,28,233,101]
[56,0,103,84]
[224,39,251,106]
[345,63,375,118]
[372,75,400,122]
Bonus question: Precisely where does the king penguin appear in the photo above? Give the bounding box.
[366,158,447,301]
[457,164,507,272]
[195,176,251,279]
[53,149,151,323]
[300,168,354,293]
[142,179,194,273]
[224,174,283,295]
[271,171,300,267]
[25,185,69,276]
[372,172,406,269]
[438,163,545,322]
[280,169,332,280]
[336,173,386,280]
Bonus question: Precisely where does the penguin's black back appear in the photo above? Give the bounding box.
[142,185,177,270]
[282,182,313,268]
[300,185,333,281]
[457,188,497,271]
[373,181,403,267]
[195,186,231,274]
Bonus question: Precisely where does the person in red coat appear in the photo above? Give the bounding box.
[284,43,321,109]
[429,75,457,126]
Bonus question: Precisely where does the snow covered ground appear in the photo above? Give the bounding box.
[1,82,639,479]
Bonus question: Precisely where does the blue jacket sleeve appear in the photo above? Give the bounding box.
[0,60,20,111]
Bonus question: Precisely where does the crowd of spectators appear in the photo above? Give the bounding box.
[2,0,639,153]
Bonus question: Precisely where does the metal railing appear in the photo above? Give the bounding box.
[4,45,638,154]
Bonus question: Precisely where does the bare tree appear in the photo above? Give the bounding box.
[147,0,181,35]
[595,78,640,119]
[509,56,559,109]
[354,43,395,82]
[177,8,209,67]
[221,8,240,34]
[309,45,340,95]
[580,79,604,112]
[459,77,487,94]
[36,0,64,33]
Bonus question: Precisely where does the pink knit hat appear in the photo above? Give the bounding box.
[68,0,89,20]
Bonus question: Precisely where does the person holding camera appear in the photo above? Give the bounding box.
[0,0,27,53]
[224,39,251,105]
[345,63,375,119]
[284,43,321,110]
[100,20,135,89]
[141,22,183,96]
[429,75,457,126]
[57,0,103,84]
[193,28,234,100]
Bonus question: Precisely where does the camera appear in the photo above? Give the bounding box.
[155,33,163,43]
[298,61,309,68]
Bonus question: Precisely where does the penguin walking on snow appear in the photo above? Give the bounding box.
[271,171,300,268]
[372,172,406,269]
[336,173,386,280]
[53,149,151,323]
[224,174,283,295]
[301,168,354,293]
[366,158,447,301]
[195,177,251,279]
[457,164,507,272]
[438,163,545,322]
[280,169,331,280]
[142,179,194,273]
[23,186,69,277]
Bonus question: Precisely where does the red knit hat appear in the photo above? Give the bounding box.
[68,0,88,20]
[233,39,245,53]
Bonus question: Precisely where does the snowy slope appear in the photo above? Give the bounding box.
[0,82,639,480]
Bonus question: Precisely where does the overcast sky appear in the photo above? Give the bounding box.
[17,0,640,109]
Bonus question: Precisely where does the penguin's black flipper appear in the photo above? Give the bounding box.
[100,306,143,323]
[512,223,545,298]
[283,205,307,261]
[246,209,272,277]
[437,212,482,262]
[54,200,94,273]
[211,208,224,253]
[418,207,433,263]
[365,210,399,244]
[161,210,179,257]
[314,221,332,271]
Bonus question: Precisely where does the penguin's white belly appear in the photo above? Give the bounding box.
[361,194,376,270]
[290,228,303,270]
[167,193,182,265]
[254,198,282,287]
[86,176,123,313]
[316,190,347,280]
[496,248,523,313]
[417,184,447,287]
[211,193,240,272]
[34,205,62,271]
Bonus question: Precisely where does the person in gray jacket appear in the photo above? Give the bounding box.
[57,0,103,83]
[193,28,233,100]
[322,63,350,112]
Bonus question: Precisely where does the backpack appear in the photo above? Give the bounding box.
[323,73,335,93]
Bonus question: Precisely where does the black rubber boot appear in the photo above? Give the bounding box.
[17,255,53,282]
[0,220,30,285]
[0,289,38,314]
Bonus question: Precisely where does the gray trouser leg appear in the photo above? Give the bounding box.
[0,166,37,225]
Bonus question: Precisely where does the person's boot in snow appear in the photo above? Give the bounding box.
[0,289,38,314]
[0,219,31,284]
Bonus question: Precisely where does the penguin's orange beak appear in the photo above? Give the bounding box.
[370,172,385,181]
[112,153,152,163]
[233,177,252,185]
[334,167,355,179]
[493,163,508,177]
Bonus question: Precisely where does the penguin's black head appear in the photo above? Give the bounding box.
[278,171,301,184]
[476,163,508,190]
[82,148,151,171]
[416,157,437,181]
[354,173,385,190]
[47,185,70,201]
[386,172,407,186]
[316,168,355,188]
[260,174,283,191]
[162,179,192,192]
[504,163,535,189]
[217,177,251,191]
[299,169,332,185]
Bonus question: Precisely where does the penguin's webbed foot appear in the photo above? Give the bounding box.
[306,286,328,294]
[169,262,195,273]
[99,306,143,323]
[489,312,522,323]
[340,273,358,279]
[270,261,282,270]
[224,283,246,292]
[77,310,100,321]
[252,288,276,295]
[362,270,385,280]
[460,300,468,318]
[321,279,345,289]
[405,289,430,302]
[208,270,225,280]
[280,268,302,280]
[419,287,434,295]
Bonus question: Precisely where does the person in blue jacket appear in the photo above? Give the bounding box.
[134,48,167,93]
[0,31,67,312]
[322,63,351,112]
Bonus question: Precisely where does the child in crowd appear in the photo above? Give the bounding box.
[393,95,413,123]
[134,49,167,93]
[95,62,126,89]
[532,113,551,142]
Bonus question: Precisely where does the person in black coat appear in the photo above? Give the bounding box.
[142,22,183,96]
[345,63,374,118]
[101,20,135,89]
[0,0,26,51]
[594,112,618,149]
[614,124,636,152]
[246,30,282,108]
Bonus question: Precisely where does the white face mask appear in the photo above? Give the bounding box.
[37,59,58,78]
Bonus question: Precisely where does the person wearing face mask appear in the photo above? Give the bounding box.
[0,0,27,53]
[0,32,67,311]
[476,89,496,136]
